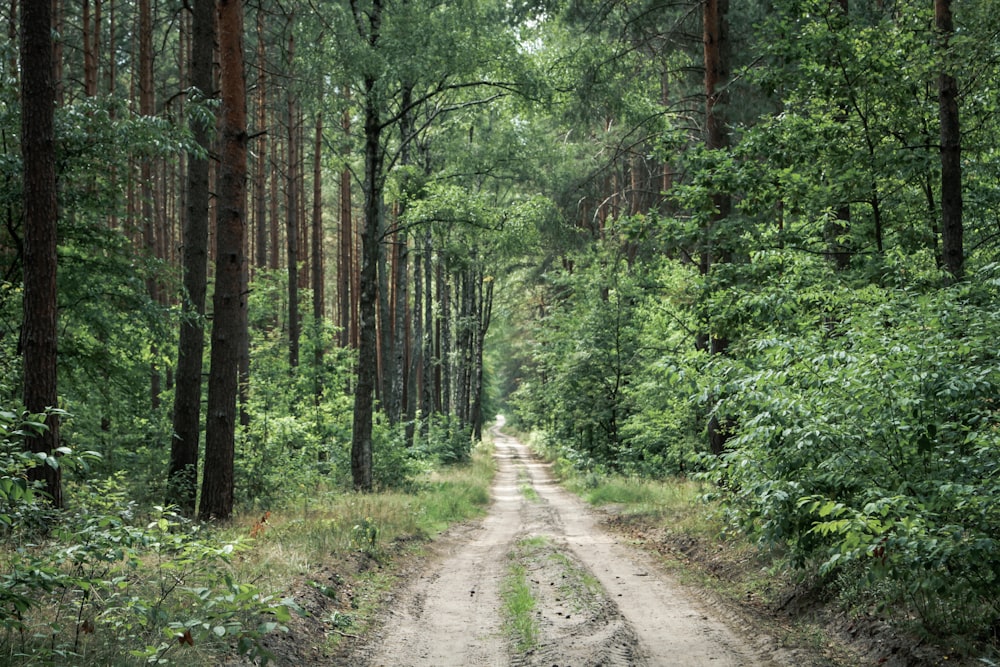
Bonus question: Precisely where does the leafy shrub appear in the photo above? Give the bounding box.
[0,464,293,665]
[709,272,1000,637]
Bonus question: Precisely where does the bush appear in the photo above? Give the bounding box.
[709,275,1000,637]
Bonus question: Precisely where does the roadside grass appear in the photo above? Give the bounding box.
[0,442,495,666]
[569,475,714,527]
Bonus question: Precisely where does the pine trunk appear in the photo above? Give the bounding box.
[421,229,434,429]
[168,0,214,516]
[200,0,247,521]
[254,8,268,270]
[286,76,300,367]
[312,110,325,399]
[139,0,160,409]
[21,0,62,508]
[338,105,353,348]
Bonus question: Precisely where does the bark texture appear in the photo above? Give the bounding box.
[936,0,963,281]
[168,0,214,516]
[21,0,62,508]
[200,0,246,521]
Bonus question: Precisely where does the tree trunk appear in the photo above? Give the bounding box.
[377,220,393,412]
[390,229,407,423]
[82,0,97,97]
[388,85,414,426]
[312,111,325,323]
[351,71,383,492]
[438,262,451,416]
[455,268,472,425]
[936,0,963,281]
[406,234,422,445]
[704,0,731,456]
[421,228,434,428]
[107,0,116,97]
[200,0,246,521]
[139,0,161,409]
[827,0,851,271]
[298,109,310,292]
[21,0,62,508]
[168,0,214,516]
[338,103,353,348]
[286,73,300,368]
[269,136,280,271]
[312,110,325,399]
[471,271,493,441]
[254,7,268,270]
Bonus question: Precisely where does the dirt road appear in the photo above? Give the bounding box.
[348,423,781,666]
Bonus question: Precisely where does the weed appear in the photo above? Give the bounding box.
[502,561,538,653]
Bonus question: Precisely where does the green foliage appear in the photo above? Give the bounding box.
[0,480,292,665]
[0,408,100,532]
[705,267,1000,636]
[509,244,711,478]
[239,270,357,505]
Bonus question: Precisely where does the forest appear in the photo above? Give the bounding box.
[3,0,1000,663]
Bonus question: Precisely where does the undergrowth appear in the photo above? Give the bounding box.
[0,423,495,666]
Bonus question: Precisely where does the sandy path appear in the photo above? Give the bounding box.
[350,423,777,666]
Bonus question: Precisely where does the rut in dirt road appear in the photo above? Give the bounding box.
[352,424,776,667]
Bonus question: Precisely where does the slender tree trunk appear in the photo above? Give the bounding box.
[312,110,325,398]
[387,86,414,426]
[352,213,361,349]
[936,0,963,281]
[107,0,116,97]
[352,72,382,491]
[390,229,407,423]
[420,228,434,430]
[471,271,493,441]
[21,0,62,508]
[286,69,300,367]
[168,0,214,516]
[298,109,310,292]
[138,0,161,409]
[826,0,851,270]
[254,8,267,270]
[455,268,472,425]
[377,221,393,413]
[406,234,422,445]
[704,0,731,456]
[83,0,97,97]
[201,0,247,521]
[438,262,451,416]
[338,104,353,348]
[269,137,280,270]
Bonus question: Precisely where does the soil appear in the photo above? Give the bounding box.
[335,423,802,666]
